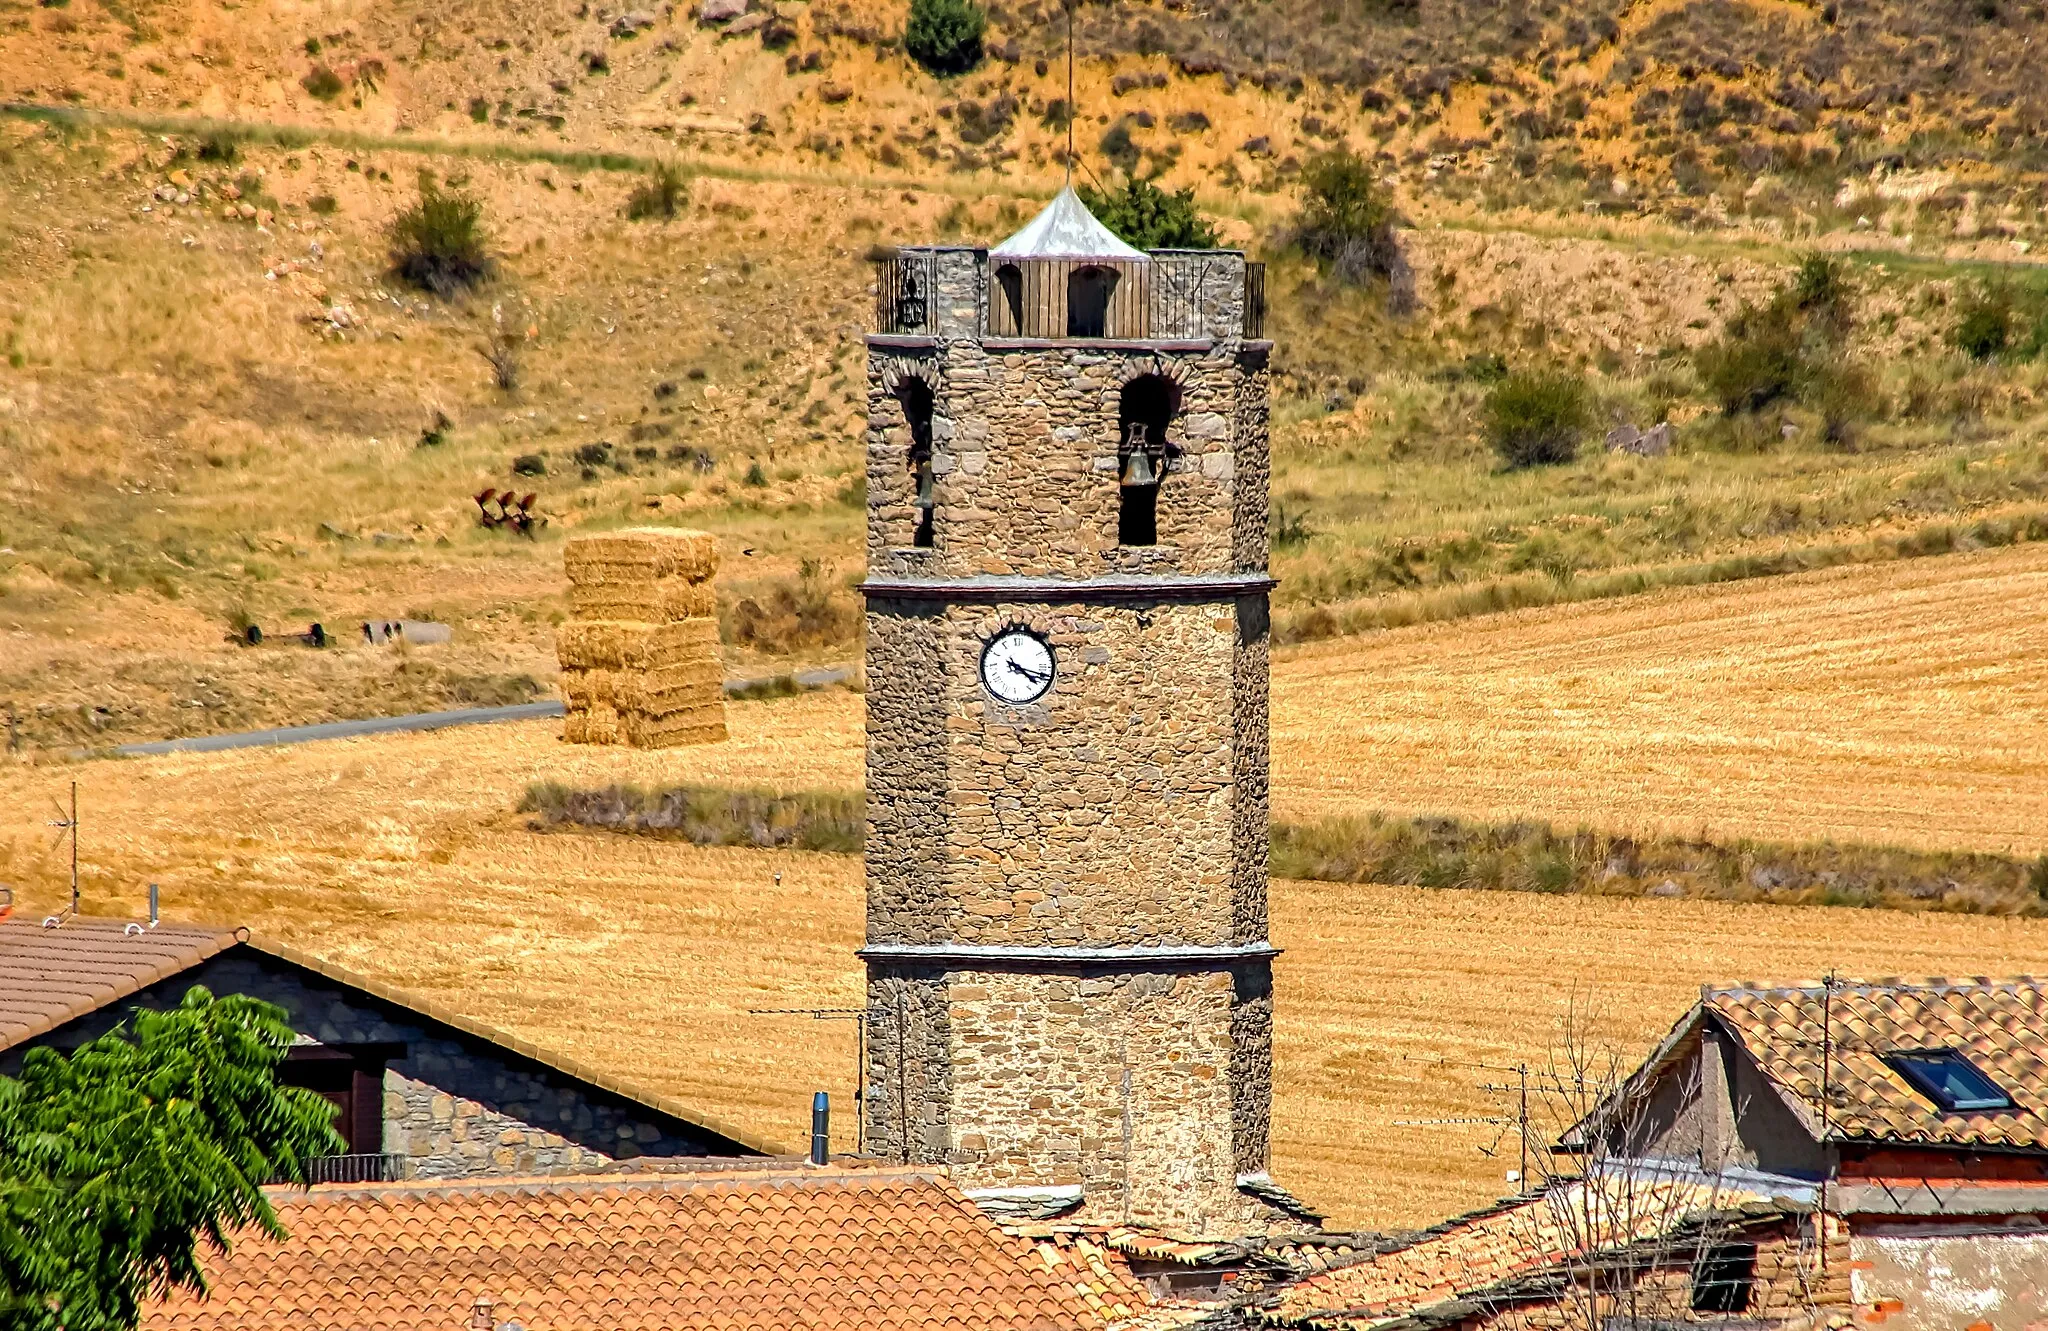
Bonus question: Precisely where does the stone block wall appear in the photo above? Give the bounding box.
[865,597,1251,949]
[866,343,1266,580]
[11,951,759,1179]
[863,963,1277,1235]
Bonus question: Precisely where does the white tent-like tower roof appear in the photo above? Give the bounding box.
[989,186,1148,261]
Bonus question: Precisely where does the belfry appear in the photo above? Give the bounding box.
[858,188,1311,1234]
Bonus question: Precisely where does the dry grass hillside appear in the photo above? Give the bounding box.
[6,100,2048,747]
[4,684,2046,1230]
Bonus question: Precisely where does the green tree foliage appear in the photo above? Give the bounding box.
[903,0,984,76]
[1079,176,1220,250]
[387,182,493,297]
[0,987,341,1331]
[1289,148,1401,284]
[1484,370,1592,468]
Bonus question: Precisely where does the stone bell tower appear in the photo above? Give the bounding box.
[859,189,1311,1235]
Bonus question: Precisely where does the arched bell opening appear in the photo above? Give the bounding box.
[1117,374,1180,547]
[897,378,938,549]
[1067,265,1119,339]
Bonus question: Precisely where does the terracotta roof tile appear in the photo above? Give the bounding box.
[1704,977,2048,1150]
[143,1166,1148,1331]
[1262,1178,1771,1330]
[0,917,243,1050]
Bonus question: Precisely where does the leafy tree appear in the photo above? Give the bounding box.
[1079,176,1220,250]
[904,0,984,76]
[1289,147,1401,284]
[1485,369,1591,468]
[387,181,493,297]
[0,987,341,1331]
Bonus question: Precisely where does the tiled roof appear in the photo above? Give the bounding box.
[1704,977,2048,1151]
[0,917,243,1051]
[0,917,778,1154]
[143,1166,1150,1331]
[1261,1179,1772,1330]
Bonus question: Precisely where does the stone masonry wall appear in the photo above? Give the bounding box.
[865,597,1248,949]
[12,952,755,1178]
[928,965,1277,1235]
[866,343,1264,580]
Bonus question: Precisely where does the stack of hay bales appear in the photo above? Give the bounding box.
[557,528,727,748]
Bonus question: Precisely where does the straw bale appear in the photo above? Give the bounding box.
[623,711,729,748]
[616,676,724,716]
[558,619,722,671]
[564,528,718,587]
[562,704,622,745]
[569,580,719,624]
[558,667,620,711]
[556,622,636,670]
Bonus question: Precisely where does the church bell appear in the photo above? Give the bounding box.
[1120,449,1158,488]
[915,458,936,507]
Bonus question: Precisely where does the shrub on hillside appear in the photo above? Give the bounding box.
[904,0,984,76]
[1484,370,1591,468]
[1809,356,1881,450]
[300,64,344,99]
[387,183,493,296]
[1695,294,1807,415]
[626,161,689,220]
[1954,285,2012,361]
[1288,148,1402,286]
[1792,252,1854,340]
[1080,176,1219,249]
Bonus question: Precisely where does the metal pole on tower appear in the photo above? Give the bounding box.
[1065,1,1075,183]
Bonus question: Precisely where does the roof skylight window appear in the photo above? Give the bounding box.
[1886,1049,2016,1114]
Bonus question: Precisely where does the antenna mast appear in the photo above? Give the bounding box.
[1065,0,1075,184]
[43,781,79,926]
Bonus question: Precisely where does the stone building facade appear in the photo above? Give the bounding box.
[859,193,1309,1235]
[0,928,768,1180]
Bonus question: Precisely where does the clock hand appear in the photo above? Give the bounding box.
[1006,660,1049,684]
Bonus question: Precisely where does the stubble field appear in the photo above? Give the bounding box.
[4,545,2047,1229]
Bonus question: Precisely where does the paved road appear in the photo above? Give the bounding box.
[111,667,854,757]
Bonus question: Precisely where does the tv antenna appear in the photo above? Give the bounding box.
[1391,1055,1535,1189]
[1064,0,1076,183]
[44,780,79,927]
[749,1006,870,1154]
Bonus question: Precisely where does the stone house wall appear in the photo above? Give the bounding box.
[5,949,757,1179]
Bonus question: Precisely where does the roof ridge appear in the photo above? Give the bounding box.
[1706,975,2046,997]
[266,1165,948,1203]
[245,935,788,1155]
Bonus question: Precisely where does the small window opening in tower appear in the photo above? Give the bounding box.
[1118,374,1179,547]
[995,263,1024,337]
[898,378,937,549]
[1067,265,1118,338]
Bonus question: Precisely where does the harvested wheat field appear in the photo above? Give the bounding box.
[1274,542,2048,856]
[5,681,2048,1229]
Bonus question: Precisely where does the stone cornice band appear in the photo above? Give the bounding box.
[861,573,1277,602]
[859,942,1279,969]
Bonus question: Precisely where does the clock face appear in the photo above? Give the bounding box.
[980,628,1056,705]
